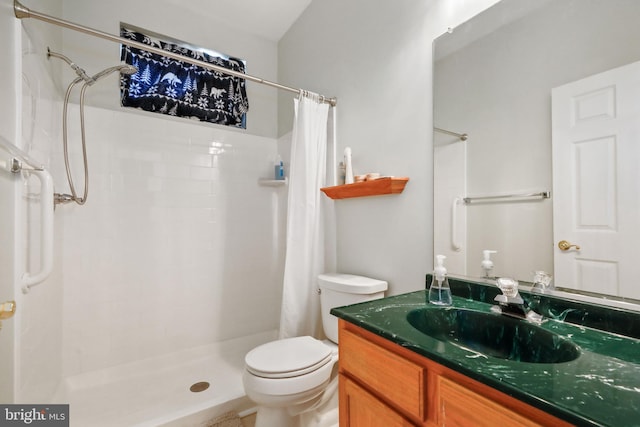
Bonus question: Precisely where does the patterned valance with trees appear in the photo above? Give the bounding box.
[120,24,249,128]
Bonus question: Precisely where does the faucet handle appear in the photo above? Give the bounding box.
[532,270,554,293]
[495,277,524,306]
[496,277,519,298]
[494,277,543,323]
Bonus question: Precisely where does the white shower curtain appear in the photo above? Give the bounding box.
[279,92,337,339]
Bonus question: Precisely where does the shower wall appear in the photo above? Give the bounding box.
[17,1,65,403]
[54,105,284,378]
[18,0,285,402]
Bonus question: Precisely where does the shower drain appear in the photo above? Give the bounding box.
[190,381,210,392]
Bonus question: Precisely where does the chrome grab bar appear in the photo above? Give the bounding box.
[463,191,551,204]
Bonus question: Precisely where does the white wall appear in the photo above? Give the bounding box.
[278,0,500,295]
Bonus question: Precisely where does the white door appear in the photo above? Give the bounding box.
[552,60,640,299]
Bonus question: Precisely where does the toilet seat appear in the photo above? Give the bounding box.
[245,336,332,379]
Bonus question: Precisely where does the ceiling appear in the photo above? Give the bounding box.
[163,0,313,42]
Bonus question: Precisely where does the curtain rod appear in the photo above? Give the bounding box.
[13,0,337,107]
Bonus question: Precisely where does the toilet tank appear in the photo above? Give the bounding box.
[318,273,388,343]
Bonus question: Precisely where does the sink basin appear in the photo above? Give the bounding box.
[406,307,580,363]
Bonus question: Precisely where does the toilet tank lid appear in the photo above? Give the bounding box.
[318,273,388,294]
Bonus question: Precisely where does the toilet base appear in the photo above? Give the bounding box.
[250,376,338,427]
[249,380,328,427]
[254,407,299,427]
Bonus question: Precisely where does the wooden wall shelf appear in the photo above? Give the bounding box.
[321,177,409,200]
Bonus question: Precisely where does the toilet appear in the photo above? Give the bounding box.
[243,273,388,427]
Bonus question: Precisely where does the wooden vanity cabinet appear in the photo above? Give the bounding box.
[338,319,573,427]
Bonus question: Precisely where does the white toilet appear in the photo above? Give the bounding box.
[243,273,388,427]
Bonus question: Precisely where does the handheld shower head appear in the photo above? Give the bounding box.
[120,65,139,75]
[87,64,138,85]
[47,48,138,86]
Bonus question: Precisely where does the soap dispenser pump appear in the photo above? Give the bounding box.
[481,250,497,278]
[429,255,452,306]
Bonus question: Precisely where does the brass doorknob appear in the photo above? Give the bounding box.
[0,301,16,331]
[0,301,16,320]
[558,240,581,251]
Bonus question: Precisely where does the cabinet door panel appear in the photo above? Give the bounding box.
[439,376,542,427]
[340,375,416,427]
[340,328,426,419]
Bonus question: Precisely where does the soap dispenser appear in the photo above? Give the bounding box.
[429,255,452,306]
[481,250,497,278]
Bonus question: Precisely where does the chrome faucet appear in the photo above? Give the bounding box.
[492,278,543,324]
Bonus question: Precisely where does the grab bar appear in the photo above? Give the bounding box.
[0,136,45,173]
[435,127,468,141]
[451,197,462,251]
[22,169,54,293]
[0,136,54,292]
[463,191,550,204]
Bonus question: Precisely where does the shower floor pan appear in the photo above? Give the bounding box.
[51,330,276,427]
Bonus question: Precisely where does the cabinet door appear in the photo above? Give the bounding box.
[438,377,543,427]
[340,374,416,427]
[340,327,426,419]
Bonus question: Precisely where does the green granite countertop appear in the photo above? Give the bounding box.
[331,290,640,427]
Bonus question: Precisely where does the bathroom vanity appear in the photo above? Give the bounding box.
[331,278,640,426]
[338,320,570,426]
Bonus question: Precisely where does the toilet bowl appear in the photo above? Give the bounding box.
[243,273,387,427]
[243,337,338,427]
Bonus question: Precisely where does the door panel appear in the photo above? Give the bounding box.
[340,375,415,427]
[552,60,640,298]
